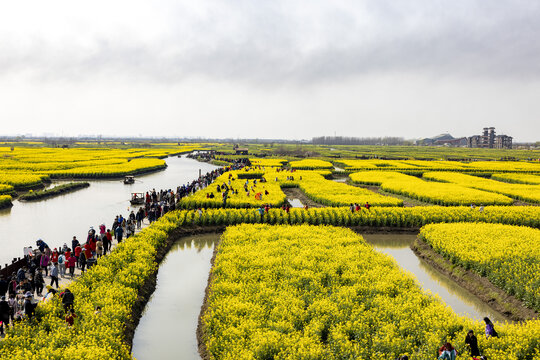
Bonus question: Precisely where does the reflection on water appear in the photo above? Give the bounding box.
[363,234,505,322]
[0,157,220,264]
[132,234,219,360]
[288,198,304,208]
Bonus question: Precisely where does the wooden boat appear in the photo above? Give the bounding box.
[124,175,135,184]
[130,192,145,205]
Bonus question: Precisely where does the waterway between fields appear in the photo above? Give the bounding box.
[0,156,220,265]
[132,233,504,360]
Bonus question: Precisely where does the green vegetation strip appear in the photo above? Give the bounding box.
[0,195,12,209]
[19,182,90,201]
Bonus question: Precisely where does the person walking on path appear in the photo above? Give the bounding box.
[34,269,45,296]
[0,296,10,336]
[67,253,77,278]
[71,236,80,253]
[23,292,36,320]
[115,225,124,243]
[58,252,65,278]
[50,264,59,289]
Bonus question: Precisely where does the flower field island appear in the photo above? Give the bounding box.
[419,223,540,312]
[490,173,540,185]
[349,171,514,206]
[423,172,540,203]
[199,224,540,360]
[180,167,403,209]
[0,145,205,190]
[337,159,540,175]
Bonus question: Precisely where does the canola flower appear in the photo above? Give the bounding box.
[0,183,14,194]
[0,173,49,189]
[0,146,202,188]
[166,205,540,229]
[289,159,334,169]
[339,159,540,174]
[350,171,513,206]
[181,168,403,209]
[179,170,287,208]
[272,169,403,207]
[0,194,12,208]
[423,172,540,203]
[201,224,540,359]
[249,158,288,167]
[420,223,540,311]
[491,173,540,185]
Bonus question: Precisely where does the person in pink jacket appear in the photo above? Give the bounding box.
[67,255,77,279]
[40,253,50,277]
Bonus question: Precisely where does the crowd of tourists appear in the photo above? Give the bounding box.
[0,164,250,335]
[0,209,145,334]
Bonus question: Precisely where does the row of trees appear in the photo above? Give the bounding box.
[312,136,409,145]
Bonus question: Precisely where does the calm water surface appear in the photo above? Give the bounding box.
[0,157,219,265]
[363,234,505,322]
[131,234,218,360]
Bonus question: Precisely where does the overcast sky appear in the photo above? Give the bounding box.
[1,0,539,141]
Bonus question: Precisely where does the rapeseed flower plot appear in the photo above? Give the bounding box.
[420,222,540,311]
[0,146,196,188]
[0,194,12,207]
[201,224,540,359]
[249,158,288,167]
[491,173,540,185]
[423,172,540,203]
[350,171,513,205]
[289,159,334,169]
[0,183,13,194]
[172,206,540,228]
[339,159,540,174]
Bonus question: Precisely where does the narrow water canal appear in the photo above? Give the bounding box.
[131,232,505,359]
[131,234,218,360]
[363,234,506,322]
[0,157,220,265]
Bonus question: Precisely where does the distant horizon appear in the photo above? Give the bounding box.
[0,133,538,144]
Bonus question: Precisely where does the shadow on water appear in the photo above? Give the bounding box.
[131,233,219,360]
[363,234,506,322]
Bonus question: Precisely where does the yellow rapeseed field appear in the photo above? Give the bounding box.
[420,222,540,311]
[350,171,513,205]
[201,224,540,359]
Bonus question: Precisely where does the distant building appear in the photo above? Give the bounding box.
[233,144,249,155]
[467,127,512,149]
[417,133,467,147]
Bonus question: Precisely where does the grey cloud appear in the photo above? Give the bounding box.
[1,0,540,84]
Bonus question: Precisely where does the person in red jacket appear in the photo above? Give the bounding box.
[51,249,59,266]
[74,245,82,269]
[67,254,77,278]
[83,243,92,261]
